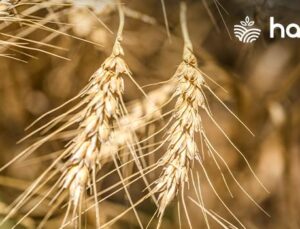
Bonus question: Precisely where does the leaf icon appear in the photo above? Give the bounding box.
[245,16,250,24]
[245,16,250,23]
[248,21,254,26]
[241,21,247,26]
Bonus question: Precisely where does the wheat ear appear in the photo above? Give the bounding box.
[151,3,268,228]
[152,3,209,228]
[55,2,146,228]
[0,1,147,228]
[151,2,244,228]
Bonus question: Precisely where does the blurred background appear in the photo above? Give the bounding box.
[0,0,299,228]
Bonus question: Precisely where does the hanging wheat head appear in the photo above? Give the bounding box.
[0,2,150,228]
[151,3,269,229]
[61,21,129,228]
[152,2,207,226]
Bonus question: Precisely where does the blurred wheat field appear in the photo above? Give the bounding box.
[0,0,299,229]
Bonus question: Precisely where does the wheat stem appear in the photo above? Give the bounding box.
[180,2,192,51]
